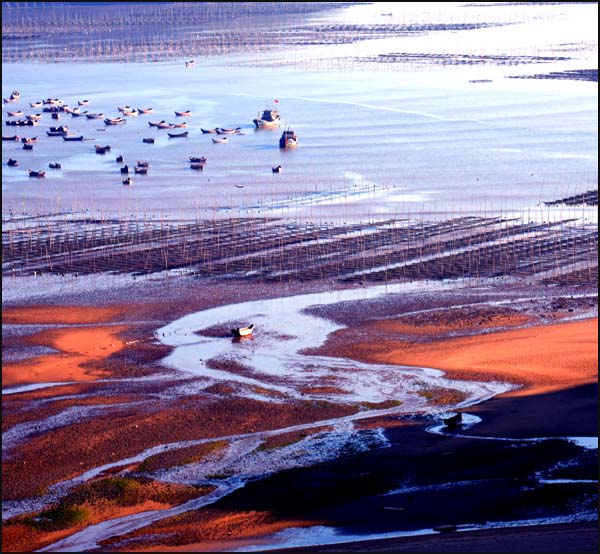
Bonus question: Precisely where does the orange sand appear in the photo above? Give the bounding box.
[370,318,598,396]
[2,306,130,387]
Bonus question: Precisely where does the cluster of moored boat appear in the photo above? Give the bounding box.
[4,93,299,181]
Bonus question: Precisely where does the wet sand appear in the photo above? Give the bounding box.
[2,278,596,552]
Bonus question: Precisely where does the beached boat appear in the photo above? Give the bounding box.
[253,108,281,128]
[279,128,298,149]
[62,135,84,141]
[231,324,254,337]
[7,158,18,166]
[442,412,462,429]
[168,131,188,138]
[212,137,229,143]
[175,110,192,117]
[28,169,45,178]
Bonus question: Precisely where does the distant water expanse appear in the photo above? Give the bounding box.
[2,1,597,222]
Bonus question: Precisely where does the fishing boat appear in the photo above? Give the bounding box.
[253,107,281,128]
[25,114,43,121]
[21,137,37,143]
[138,107,154,114]
[142,137,155,144]
[216,127,240,135]
[116,155,124,163]
[272,165,282,173]
[123,177,133,186]
[7,158,18,166]
[46,125,69,136]
[190,163,204,170]
[7,110,24,117]
[22,143,34,150]
[122,109,139,117]
[104,117,126,125]
[120,165,130,174]
[156,121,175,129]
[117,105,133,113]
[201,128,218,134]
[189,156,207,164]
[175,110,192,117]
[279,128,298,149]
[78,99,90,106]
[62,135,85,141]
[168,131,188,138]
[231,324,254,337]
[29,101,43,108]
[212,137,229,144]
[48,162,62,169]
[28,169,45,178]
[3,135,20,141]
[148,120,166,127]
[85,113,104,119]
[134,166,148,174]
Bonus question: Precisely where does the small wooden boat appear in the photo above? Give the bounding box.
[212,137,228,143]
[62,135,84,141]
[148,120,166,127]
[51,113,60,120]
[117,105,133,113]
[21,137,37,143]
[116,155,124,163]
[28,169,45,178]
[95,144,111,152]
[104,117,126,125]
[7,158,19,166]
[22,143,34,150]
[70,110,88,117]
[168,131,188,138]
[136,161,148,168]
[216,127,240,135]
[3,134,20,141]
[46,130,66,137]
[120,165,130,174]
[190,163,204,170]
[11,91,21,99]
[172,122,188,128]
[253,108,281,128]
[138,108,154,114]
[231,324,254,337]
[156,121,175,129]
[48,162,62,169]
[43,98,62,105]
[123,177,133,186]
[142,137,155,144]
[30,101,43,108]
[122,109,139,117]
[279,129,298,149]
[201,128,218,134]
[189,156,207,164]
[78,99,90,106]
[442,413,462,429]
[25,114,43,121]
[272,165,282,173]
[85,113,104,119]
[134,166,148,174]
[7,110,24,117]
[175,110,192,117]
